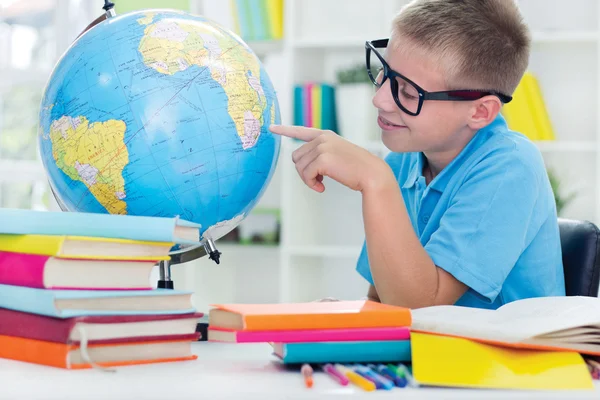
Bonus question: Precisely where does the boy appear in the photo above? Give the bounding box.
[269,0,565,309]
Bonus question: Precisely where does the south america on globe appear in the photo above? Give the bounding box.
[38,9,281,242]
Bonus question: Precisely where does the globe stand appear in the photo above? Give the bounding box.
[157,239,222,289]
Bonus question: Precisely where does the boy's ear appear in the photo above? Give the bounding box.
[467,96,502,130]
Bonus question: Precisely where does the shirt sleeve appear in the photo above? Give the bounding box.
[424,150,543,303]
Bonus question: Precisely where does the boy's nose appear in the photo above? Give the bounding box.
[371,79,397,113]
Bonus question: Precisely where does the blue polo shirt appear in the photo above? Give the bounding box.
[356,114,565,309]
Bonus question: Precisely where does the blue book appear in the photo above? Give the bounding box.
[0,283,195,318]
[0,208,200,244]
[272,340,411,364]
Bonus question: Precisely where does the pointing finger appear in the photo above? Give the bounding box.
[269,125,325,142]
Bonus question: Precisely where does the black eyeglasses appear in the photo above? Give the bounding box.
[365,39,512,116]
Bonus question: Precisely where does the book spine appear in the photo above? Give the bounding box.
[0,334,68,368]
[0,283,61,317]
[0,209,199,244]
[0,235,63,257]
[278,340,412,364]
[224,327,411,343]
[0,308,73,343]
[0,251,48,288]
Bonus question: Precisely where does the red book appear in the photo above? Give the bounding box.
[0,308,203,344]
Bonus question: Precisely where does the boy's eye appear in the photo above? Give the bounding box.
[375,68,384,84]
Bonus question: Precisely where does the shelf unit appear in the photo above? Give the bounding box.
[192,0,600,306]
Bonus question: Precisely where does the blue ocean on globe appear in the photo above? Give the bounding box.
[38,9,281,241]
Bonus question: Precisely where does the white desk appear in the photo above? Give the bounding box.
[2,342,600,399]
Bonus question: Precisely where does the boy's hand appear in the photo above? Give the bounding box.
[269,125,391,193]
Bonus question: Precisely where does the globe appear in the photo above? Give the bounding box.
[38,9,281,243]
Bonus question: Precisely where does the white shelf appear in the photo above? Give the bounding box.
[292,37,366,50]
[246,40,284,56]
[286,245,361,258]
[0,68,50,89]
[0,160,47,182]
[289,31,598,51]
[532,31,598,43]
[535,140,597,152]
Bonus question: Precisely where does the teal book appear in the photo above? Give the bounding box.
[320,84,338,132]
[272,340,411,364]
[247,0,267,40]
[293,85,303,126]
[0,208,200,244]
[0,283,195,318]
[236,0,253,40]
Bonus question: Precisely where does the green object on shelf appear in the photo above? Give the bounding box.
[547,168,576,216]
[336,63,371,84]
[115,0,191,13]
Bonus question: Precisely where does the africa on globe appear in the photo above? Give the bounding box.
[38,9,281,242]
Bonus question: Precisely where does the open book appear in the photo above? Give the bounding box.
[411,296,600,355]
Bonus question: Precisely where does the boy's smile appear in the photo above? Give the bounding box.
[377,115,407,131]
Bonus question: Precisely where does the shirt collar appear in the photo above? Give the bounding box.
[401,114,507,192]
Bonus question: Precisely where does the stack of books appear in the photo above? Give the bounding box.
[293,83,338,133]
[207,300,412,364]
[409,296,600,390]
[0,208,203,370]
[231,0,284,41]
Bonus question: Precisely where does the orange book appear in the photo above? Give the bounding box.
[208,300,411,331]
[0,335,197,369]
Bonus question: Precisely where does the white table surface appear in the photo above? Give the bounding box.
[1,341,600,400]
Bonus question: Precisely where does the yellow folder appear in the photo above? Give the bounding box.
[411,332,593,390]
[502,72,539,140]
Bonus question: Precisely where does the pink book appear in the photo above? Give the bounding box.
[304,82,313,127]
[207,326,410,343]
[0,251,158,290]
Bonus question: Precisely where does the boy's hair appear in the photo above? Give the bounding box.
[391,0,531,96]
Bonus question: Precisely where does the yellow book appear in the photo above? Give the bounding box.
[230,0,241,36]
[526,73,555,140]
[266,0,284,39]
[502,72,539,141]
[411,332,593,390]
[0,234,172,261]
[312,84,322,129]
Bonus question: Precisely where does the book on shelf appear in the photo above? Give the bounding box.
[411,295,600,355]
[502,71,555,142]
[0,208,200,244]
[231,0,283,41]
[208,300,411,331]
[293,82,338,132]
[0,251,160,290]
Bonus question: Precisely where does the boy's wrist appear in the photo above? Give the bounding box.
[361,160,397,195]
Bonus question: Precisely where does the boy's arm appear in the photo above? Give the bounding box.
[367,284,381,302]
[268,125,467,308]
[362,175,468,308]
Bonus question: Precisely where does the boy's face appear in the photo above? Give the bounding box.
[372,36,476,155]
